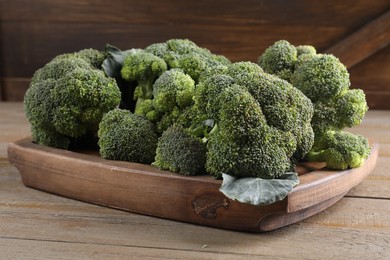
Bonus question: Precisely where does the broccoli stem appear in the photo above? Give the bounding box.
[305,150,325,162]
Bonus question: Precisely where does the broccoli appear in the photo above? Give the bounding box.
[257,40,369,164]
[154,125,207,176]
[306,130,370,169]
[31,57,92,84]
[98,109,158,164]
[291,54,350,102]
[24,56,121,149]
[226,62,314,164]
[296,45,317,57]
[206,84,296,179]
[153,69,195,112]
[257,40,297,81]
[311,89,369,135]
[146,39,230,84]
[134,69,196,134]
[54,48,107,69]
[121,50,167,112]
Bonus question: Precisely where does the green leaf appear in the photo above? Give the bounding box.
[102,44,141,78]
[219,172,299,206]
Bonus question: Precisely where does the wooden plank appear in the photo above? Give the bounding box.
[0,77,30,101]
[0,238,255,260]
[1,0,389,27]
[325,10,390,68]
[0,194,389,258]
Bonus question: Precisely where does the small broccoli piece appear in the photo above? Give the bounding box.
[154,125,207,176]
[194,74,235,122]
[153,69,195,112]
[145,42,181,69]
[53,48,106,69]
[206,84,295,179]
[30,125,71,149]
[98,109,158,164]
[291,54,350,102]
[31,57,92,84]
[306,130,370,169]
[166,39,211,56]
[24,57,121,149]
[51,68,121,137]
[226,62,314,163]
[312,89,369,134]
[257,40,297,81]
[176,53,207,82]
[296,45,316,57]
[121,51,167,110]
[134,69,196,134]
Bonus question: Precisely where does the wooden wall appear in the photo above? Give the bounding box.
[0,0,389,109]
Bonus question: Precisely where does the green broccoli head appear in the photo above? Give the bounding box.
[25,56,121,149]
[98,109,158,164]
[152,69,195,112]
[306,130,370,169]
[50,68,121,138]
[145,42,181,68]
[31,57,92,84]
[312,88,369,134]
[206,84,295,179]
[291,54,350,102]
[176,53,207,82]
[166,39,211,56]
[154,125,207,176]
[296,45,317,57]
[226,62,314,163]
[257,40,297,81]
[53,48,106,69]
[121,51,167,100]
[194,74,235,121]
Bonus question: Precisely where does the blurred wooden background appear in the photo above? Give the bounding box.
[0,0,389,109]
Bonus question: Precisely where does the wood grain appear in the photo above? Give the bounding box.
[325,10,390,68]
[0,103,390,258]
[1,0,390,106]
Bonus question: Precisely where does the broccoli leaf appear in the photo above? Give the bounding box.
[102,44,140,78]
[219,172,299,206]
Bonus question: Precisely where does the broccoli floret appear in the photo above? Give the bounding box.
[154,125,207,176]
[121,50,167,110]
[53,48,106,69]
[296,45,316,57]
[206,84,295,179]
[98,109,158,164]
[226,62,314,163]
[257,40,297,81]
[24,57,121,149]
[31,57,92,84]
[306,130,370,169]
[312,89,369,134]
[291,54,350,102]
[194,74,235,122]
[176,53,207,82]
[50,68,121,137]
[153,69,195,112]
[145,42,180,69]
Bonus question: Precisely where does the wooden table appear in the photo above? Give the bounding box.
[1,102,389,259]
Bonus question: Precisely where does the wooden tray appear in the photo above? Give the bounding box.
[8,138,379,232]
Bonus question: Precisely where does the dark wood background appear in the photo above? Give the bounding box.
[0,0,389,109]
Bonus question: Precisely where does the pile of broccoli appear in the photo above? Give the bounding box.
[258,40,370,169]
[24,38,371,180]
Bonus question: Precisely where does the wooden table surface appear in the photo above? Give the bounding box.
[1,102,389,259]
